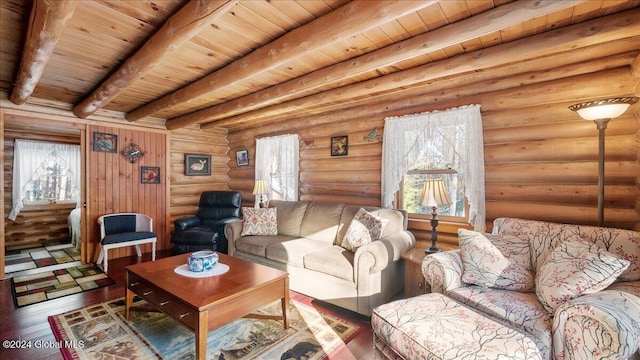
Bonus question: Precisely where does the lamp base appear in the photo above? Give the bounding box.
[425,246,441,254]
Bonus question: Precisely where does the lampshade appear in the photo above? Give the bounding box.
[568,97,638,121]
[420,179,452,207]
[252,179,269,195]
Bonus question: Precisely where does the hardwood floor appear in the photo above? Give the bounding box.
[1,249,375,359]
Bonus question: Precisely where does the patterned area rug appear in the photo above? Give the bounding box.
[5,243,80,274]
[49,296,363,359]
[11,263,114,307]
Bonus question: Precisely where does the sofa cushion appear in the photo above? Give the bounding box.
[492,217,640,281]
[304,246,355,282]
[240,207,277,236]
[458,229,534,292]
[449,286,553,350]
[536,240,630,313]
[341,208,389,251]
[337,206,405,246]
[266,238,333,267]
[269,200,308,237]
[235,234,297,257]
[299,202,345,242]
[372,293,549,360]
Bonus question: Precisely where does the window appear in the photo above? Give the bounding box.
[382,105,486,231]
[24,152,77,203]
[8,140,81,220]
[255,134,299,202]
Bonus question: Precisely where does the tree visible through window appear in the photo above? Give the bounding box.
[9,140,81,221]
[24,152,77,203]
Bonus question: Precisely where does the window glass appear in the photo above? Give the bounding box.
[24,151,78,203]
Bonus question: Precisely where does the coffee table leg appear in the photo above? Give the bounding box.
[196,311,208,360]
[125,272,132,320]
[282,277,290,329]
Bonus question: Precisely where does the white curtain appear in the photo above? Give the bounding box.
[9,140,81,220]
[255,134,299,202]
[381,104,486,231]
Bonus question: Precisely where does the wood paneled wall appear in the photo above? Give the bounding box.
[168,127,230,226]
[85,125,167,262]
[226,45,640,245]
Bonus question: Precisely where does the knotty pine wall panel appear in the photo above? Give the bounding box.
[226,60,640,245]
[86,125,167,262]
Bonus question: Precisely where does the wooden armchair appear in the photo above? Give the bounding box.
[97,213,157,273]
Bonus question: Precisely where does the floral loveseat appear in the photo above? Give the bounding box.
[372,218,640,359]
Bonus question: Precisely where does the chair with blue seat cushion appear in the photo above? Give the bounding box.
[97,213,157,273]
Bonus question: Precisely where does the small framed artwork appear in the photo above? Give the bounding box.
[185,154,211,176]
[236,149,249,166]
[331,135,348,156]
[141,166,160,184]
[93,132,118,153]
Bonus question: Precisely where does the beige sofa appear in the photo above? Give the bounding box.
[224,200,415,316]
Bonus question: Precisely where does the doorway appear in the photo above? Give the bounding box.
[2,113,86,278]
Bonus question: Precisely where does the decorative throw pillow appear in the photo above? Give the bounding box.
[240,207,278,236]
[341,208,389,251]
[535,240,630,313]
[459,229,535,292]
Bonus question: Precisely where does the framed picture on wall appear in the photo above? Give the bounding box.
[141,166,160,184]
[236,149,249,166]
[331,135,348,156]
[93,132,118,153]
[184,154,211,176]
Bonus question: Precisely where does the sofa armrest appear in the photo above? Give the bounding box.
[421,250,464,294]
[174,216,201,231]
[552,289,640,360]
[224,219,244,256]
[354,230,415,275]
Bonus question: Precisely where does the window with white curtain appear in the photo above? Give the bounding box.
[8,140,81,221]
[381,104,486,231]
[255,134,299,203]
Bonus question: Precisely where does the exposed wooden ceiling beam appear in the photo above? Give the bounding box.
[125,0,438,122]
[72,0,238,119]
[201,9,640,130]
[167,0,585,130]
[9,0,76,105]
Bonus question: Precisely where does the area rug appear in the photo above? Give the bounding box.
[5,243,80,274]
[11,263,114,308]
[49,296,363,359]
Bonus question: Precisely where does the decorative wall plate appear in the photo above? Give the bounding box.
[120,142,145,163]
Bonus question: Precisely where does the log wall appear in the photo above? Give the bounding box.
[227,46,640,246]
[168,127,231,227]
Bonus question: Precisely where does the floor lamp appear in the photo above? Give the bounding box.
[569,97,638,226]
[421,179,452,254]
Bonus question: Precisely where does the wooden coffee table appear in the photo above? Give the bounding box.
[125,252,289,360]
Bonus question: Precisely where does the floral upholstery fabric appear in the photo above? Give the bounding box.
[341,207,388,251]
[422,250,463,294]
[536,240,630,312]
[372,293,549,360]
[459,229,535,292]
[492,217,640,281]
[416,218,640,360]
[449,286,553,350]
[240,207,277,236]
[553,290,640,360]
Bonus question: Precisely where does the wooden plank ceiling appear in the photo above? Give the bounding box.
[1,0,639,131]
